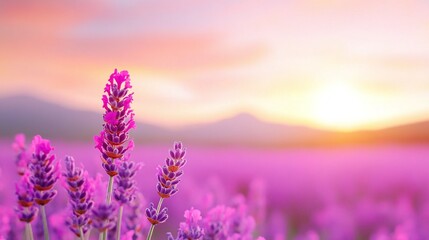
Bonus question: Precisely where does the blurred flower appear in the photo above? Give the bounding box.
[114,161,142,205]
[229,196,256,238]
[63,156,94,237]
[203,205,235,239]
[92,203,117,233]
[167,208,204,240]
[169,201,264,240]
[94,69,135,177]
[125,193,148,239]
[15,174,38,223]
[29,135,59,206]
[12,133,29,176]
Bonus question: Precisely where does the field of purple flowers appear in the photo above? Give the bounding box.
[2,140,429,239]
[2,70,429,239]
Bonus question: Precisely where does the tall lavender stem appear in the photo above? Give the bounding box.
[15,173,38,240]
[14,134,38,240]
[146,142,187,240]
[79,228,84,240]
[40,206,49,240]
[106,176,114,204]
[63,156,93,239]
[95,69,135,240]
[25,223,34,240]
[116,206,124,240]
[114,159,141,240]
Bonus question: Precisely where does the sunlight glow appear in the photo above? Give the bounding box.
[311,82,369,131]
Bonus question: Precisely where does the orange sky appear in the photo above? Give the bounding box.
[1,0,429,131]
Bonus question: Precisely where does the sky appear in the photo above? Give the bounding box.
[1,0,429,131]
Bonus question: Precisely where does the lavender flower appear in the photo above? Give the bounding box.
[114,161,142,205]
[113,159,141,240]
[94,69,135,178]
[146,142,187,240]
[229,196,256,237]
[145,203,168,225]
[203,205,235,239]
[63,156,94,237]
[167,208,204,240]
[169,201,263,240]
[95,69,136,240]
[125,193,148,239]
[28,135,58,240]
[12,134,28,176]
[92,203,117,233]
[156,142,186,199]
[15,174,38,223]
[29,135,59,206]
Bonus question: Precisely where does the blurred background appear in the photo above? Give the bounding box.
[1,0,429,239]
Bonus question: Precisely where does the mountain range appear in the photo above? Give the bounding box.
[1,95,429,147]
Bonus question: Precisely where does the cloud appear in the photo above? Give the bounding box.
[1,0,429,129]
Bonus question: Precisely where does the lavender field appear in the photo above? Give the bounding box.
[2,138,429,239]
[3,0,429,239]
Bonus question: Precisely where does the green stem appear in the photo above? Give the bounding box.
[40,205,50,240]
[25,223,34,240]
[86,228,92,240]
[116,206,124,240]
[79,227,85,240]
[24,223,29,240]
[106,176,114,204]
[101,176,115,240]
[146,198,164,240]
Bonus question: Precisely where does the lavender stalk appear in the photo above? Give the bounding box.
[28,135,59,240]
[15,174,38,240]
[13,134,29,176]
[63,156,94,240]
[114,161,141,240]
[146,142,187,240]
[91,203,117,238]
[94,69,135,240]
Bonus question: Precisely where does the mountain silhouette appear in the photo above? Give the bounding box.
[1,95,428,147]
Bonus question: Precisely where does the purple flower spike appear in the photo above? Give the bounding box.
[16,174,34,207]
[91,203,117,233]
[157,142,187,199]
[15,205,39,223]
[145,203,168,225]
[67,215,91,237]
[114,161,142,205]
[95,69,135,177]
[63,156,94,237]
[29,135,58,206]
[15,174,38,223]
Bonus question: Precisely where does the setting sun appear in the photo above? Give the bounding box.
[311,82,369,131]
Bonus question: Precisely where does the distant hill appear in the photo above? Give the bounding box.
[0,95,428,147]
[0,95,169,143]
[175,113,331,147]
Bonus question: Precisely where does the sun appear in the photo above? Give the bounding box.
[310,82,368,131]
